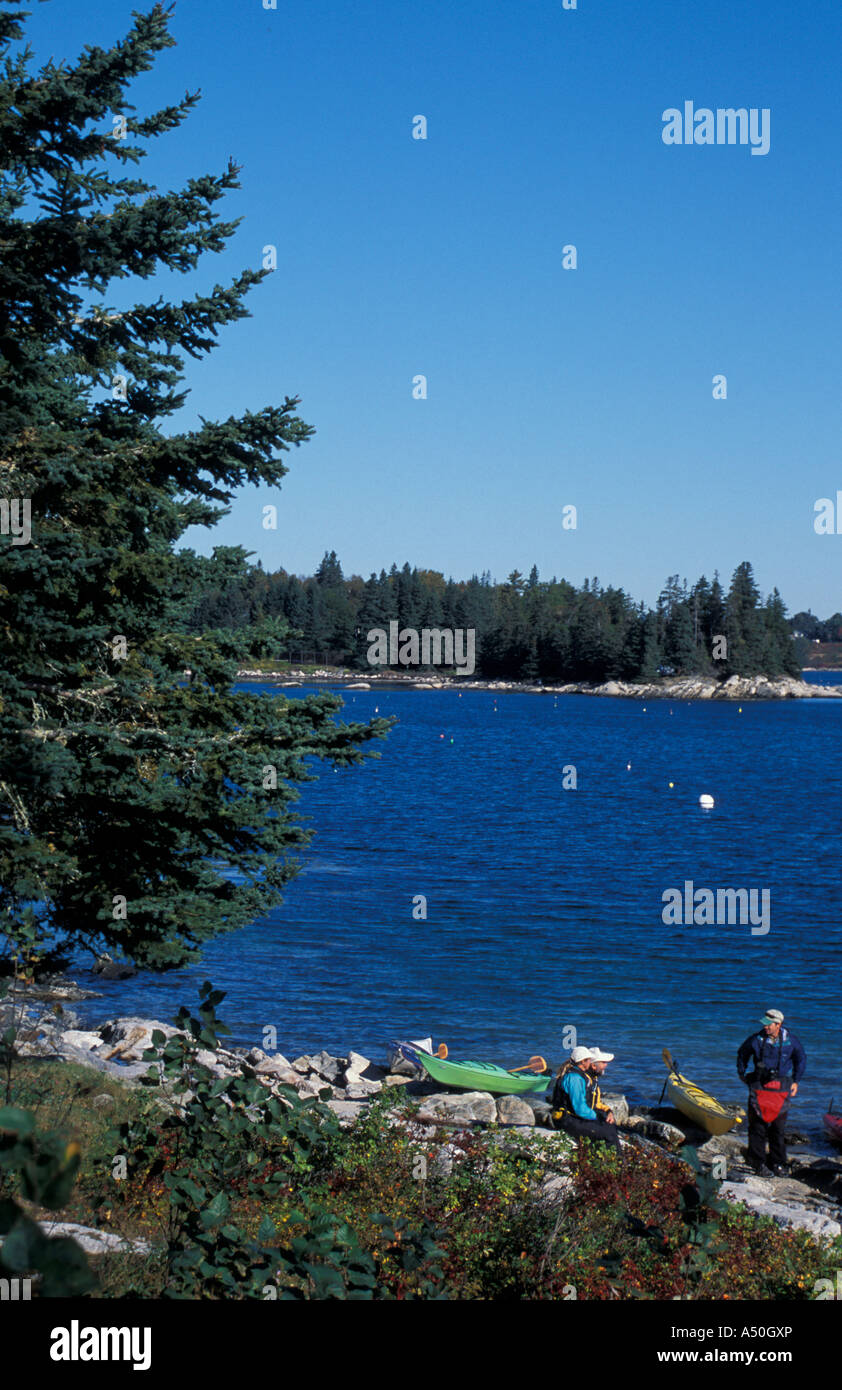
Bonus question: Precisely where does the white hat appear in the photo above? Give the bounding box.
[570,1045,592,1063]
[760,1008,784,1025]
[589,1048,615,1062]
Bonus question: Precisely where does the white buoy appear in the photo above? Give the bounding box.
[699,793,715,809]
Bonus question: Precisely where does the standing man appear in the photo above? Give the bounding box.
[737,1008,806,1176]
[551,1045,620,1152]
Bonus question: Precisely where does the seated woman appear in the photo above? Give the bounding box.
[551,1045,620,1151]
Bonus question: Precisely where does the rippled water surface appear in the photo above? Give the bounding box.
[73,673,842,1141]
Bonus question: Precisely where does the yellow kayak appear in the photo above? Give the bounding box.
[663,1049,744,1136]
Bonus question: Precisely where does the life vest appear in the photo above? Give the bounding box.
[751,1077,790,1124]
[552,1064,603,1121]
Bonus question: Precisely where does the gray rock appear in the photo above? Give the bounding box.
[254,1055,296,1079]
[296,1078,334,1099]
[421,1091,498,1124]
[344,1049,371,1081]
[326,1099,364,1126]
[92,1093,116,1110]
[496,1096,536,1126]
[625,1116,686,1147]
[541,1172,575,1203]
[92,954,137,980]
[36,1041,131,1076]
[790,1160,842,1199]
[600,1092,629,1126]
[428,1148,454,1178]
[309,1050,343,1082]
[59,1029,104,1052]
[382,1073,414,1088]
[291,1055,315,1074]
[721,1183,842,1240]
[194,1048,226,1071]
[697,1131,746,1160]
[528,1101,555,1128]
[32,1221,151,1255]
[99,1017,178,1061]
[345,1079,382,1099]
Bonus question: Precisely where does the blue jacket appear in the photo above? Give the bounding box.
[737,1027,806,1086]
[554,1067,599,1120]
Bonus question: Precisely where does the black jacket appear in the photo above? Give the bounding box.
[737,1027,806,1086]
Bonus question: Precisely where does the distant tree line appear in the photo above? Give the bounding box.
[790,610,842,644]
[186,551,808,682]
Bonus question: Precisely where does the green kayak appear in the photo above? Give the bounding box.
[395,1042,553,1096]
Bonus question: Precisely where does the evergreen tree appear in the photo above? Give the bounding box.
[315,549,344,589]
[664,603,697,673]
[638,609,662,680]
[724,561,766,675]
[0,4,388,971]
[763,588,800,677]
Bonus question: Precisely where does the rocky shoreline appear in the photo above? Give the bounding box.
[6,980,841,1251]
[237,670,842,700]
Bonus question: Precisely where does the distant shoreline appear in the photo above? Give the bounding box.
[234,670,842,700]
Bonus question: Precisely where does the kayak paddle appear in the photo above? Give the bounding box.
[510,1054,548,1074]
[659,1047,680,1105]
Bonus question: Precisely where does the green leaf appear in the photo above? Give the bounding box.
[0,1107,35,1137]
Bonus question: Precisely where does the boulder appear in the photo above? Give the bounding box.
[309,1050,343,1083]
[326,1099,364,1126]
[420,1091,497,1125]
[92,954,137,980]
[528,1101,554,1128]
[187,1049,237,1079]
[790,1159,842,1200]
[721,1183,842,1240]
[31,1221,150,1255]
[260,1069,302,1088]
[600,1092,629,1126]
[98,1017,178,1061]
[496,1096,536,1126]
[345,1079,382,1099]
[541,1172,575,1203]
[696,1131,746,1161]
[92,1093,115,1110]
[40,1040,136,1076]
[428,1146,454,1178]
[625,1115,686,1147]
[56,1030,103,1053]
[343,1050,372,1084]
[194,1048,224,1070]
[253,1054,295,1078]
[296,1078,334,1100]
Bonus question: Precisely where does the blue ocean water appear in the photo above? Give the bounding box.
[72,674,842,1140]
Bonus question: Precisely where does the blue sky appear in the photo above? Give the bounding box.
[21,0,842,612]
